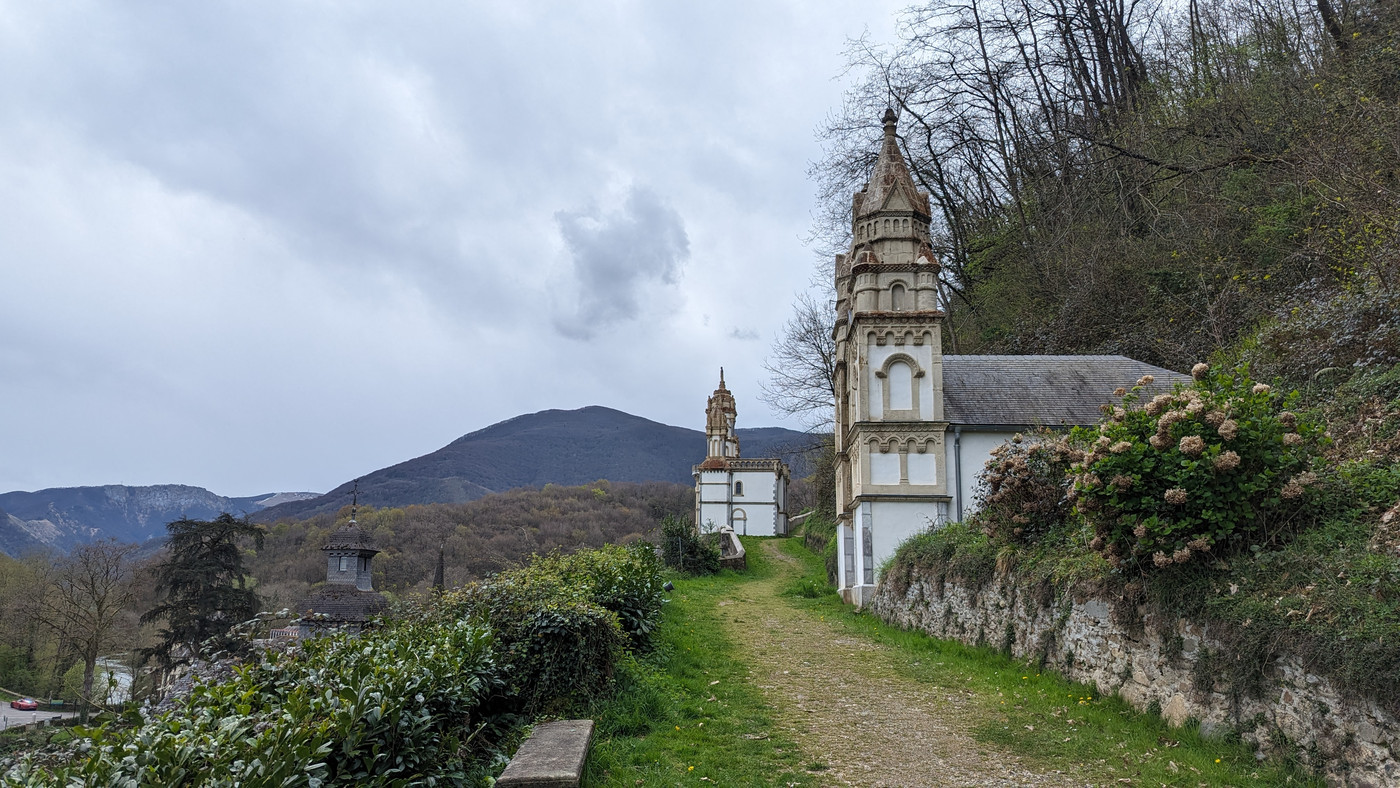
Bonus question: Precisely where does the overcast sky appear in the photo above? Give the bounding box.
[0,1,904,497]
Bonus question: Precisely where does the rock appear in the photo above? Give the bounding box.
[1162,694,1191,727]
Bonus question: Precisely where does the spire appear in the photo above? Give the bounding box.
[704,369,740,462]
[856,109,930,219]
[349,479,359,524]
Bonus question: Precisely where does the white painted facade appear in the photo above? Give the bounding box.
[693,372,790,537]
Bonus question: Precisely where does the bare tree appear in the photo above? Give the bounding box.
[761,290,839,430]
[36,540,138,722]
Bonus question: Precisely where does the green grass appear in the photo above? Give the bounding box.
[774,538,1323,786]
[581,543,819,787]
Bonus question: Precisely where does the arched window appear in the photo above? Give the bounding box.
[732,509,748,535]
[734,480,744,496]
[884,218,891,233]
[891,282,908,311]
[887,360,914,410]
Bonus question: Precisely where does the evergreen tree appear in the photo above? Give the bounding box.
[141,513,264,671]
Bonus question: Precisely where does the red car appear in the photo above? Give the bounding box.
[9,698,37,711]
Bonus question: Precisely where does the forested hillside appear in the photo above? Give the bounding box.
[815,0,1397,382]
[248,481,695,613]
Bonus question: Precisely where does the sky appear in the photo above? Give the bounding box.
[0,0,905,497]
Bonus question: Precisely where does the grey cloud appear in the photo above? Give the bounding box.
[729,328,760,341]
[553,187,689,338]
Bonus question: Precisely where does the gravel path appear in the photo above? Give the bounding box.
[717,542,1090,788]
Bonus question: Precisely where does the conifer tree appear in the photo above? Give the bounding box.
[141,513,264,672]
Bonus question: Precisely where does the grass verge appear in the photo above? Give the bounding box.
[775,538,1323,787]
[582,544,818,787]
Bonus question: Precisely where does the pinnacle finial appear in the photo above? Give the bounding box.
[882,107,898,126]
[350,479,359,524]
[719,367,725,387]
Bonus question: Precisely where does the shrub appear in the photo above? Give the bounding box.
[527,543,666,650]
[972,431,1079,545]
[445,570,625,716]
[3,617,499,786]
[659,515,720,575]
[1074,365,1323,571]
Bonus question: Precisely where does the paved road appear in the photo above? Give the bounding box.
[0,709,76,731]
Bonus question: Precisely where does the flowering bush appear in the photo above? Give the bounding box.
[974,432,1081,545]
[1073,365,1323,570]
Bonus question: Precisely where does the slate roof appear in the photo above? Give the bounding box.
[941,355,1190,427]
[322,523,378,553]
[854,110,931,218]
[295,584,387,624]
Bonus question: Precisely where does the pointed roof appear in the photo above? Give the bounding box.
[322,521,378,553]
[855,109,931,219]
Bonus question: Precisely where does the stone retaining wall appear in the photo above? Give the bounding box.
[869,570,1398,787]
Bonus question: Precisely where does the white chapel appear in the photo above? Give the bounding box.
[832,109,1186,605]
[693,371,791,537]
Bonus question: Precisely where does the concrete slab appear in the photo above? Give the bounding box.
[496,719,595,788]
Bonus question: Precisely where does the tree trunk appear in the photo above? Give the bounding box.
[80,647,96,724]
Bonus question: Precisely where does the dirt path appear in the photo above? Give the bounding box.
[716,542,1087,788]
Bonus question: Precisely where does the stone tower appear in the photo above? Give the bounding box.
[703,368,740,461]
[322,518,379,592]
[693,370,790,536]
[832,109,951,606]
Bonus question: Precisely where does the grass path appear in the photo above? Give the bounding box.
[723,541,1083,788]
[585,538,1316,787]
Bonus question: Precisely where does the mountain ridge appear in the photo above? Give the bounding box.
[2,406,819,553]
[254,405,818,522]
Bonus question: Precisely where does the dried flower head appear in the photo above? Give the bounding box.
[1110,441,1132,454]
[1148,434,1169,449]
[1278,411,1297,429]
[1114,387,1127,397]
[1252,383,1272,395]
[1281,481,1305,499]
[1164,487,1188,505]
[1292,471,1319,487]
[1113,406,1126,421]
[1282,432,1303,446]
[1191,363,1210,380]
[1152,551,1172,568]
[1218,419,1239,441]
[1143,400,1164,417]
[1137,374,1155,386]
[1179,435,1206,457]
[1205,410,1226,427]
[1173,547,1193,564]
[1012,514,1029,525]
[1213,450,1241,471]
[1089,536,1105,551]
[1187,538,1211,552]
[1097,435,1112,447]
[1133,523,1148,539]
[1012,433,1023,444]
[1112,474,1134,490]
[1185,399,1205,415]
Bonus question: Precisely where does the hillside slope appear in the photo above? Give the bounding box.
[257,406,818,522]
[0,485,316,555]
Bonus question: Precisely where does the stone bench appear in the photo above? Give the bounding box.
[496,719,595,788]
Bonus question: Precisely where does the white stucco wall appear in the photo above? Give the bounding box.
[694,468,787,537]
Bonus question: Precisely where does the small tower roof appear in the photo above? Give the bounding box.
[322,522,378,553]
[854,110,931,219]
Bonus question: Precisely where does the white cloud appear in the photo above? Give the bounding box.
[0,0,905,495]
